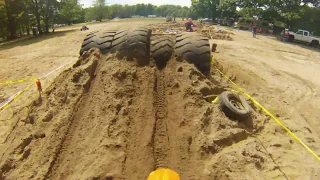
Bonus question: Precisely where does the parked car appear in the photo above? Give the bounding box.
[202,18,212,23]
[288,29,320,47]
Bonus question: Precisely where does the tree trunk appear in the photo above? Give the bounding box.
[26,25,30,35]
[33,0,42,35]
[45,23,49,33]
[44,16,49,33]
[44,1,50,33]
[211,0,217,22]
[4,0,16,36]
[19,26,23,36]
[36,14,42,34]
[7,15,15,37]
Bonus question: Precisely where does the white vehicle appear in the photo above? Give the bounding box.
[288,29,320,47]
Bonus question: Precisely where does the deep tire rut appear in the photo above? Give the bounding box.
[153,70,169,169]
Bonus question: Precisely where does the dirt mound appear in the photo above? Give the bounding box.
[147,22,185,34]
[201,27,234,41]
[0,45,275,179]
[146,22,234,41]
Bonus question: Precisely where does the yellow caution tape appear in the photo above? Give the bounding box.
[211,96,219,104]
[0,78,38,85]
[212,59,320,161]
[230,89,240,94]
[0,83,34,113]
[211,56,215,64]
[0,61,73,114]
[0,61,73,85]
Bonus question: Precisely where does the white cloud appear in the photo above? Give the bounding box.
[79,0,191,7]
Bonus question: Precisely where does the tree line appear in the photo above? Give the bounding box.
[0,0,83,38]
[0,0,194,39]
[191,0,320,35]
[1,0,320,39]
[84,3,194,22]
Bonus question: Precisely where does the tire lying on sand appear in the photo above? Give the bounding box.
[111,27,152,66]
[80,30,117,55]
[219,91,251,120]
[150,35,175,69]
[174,33,211,75]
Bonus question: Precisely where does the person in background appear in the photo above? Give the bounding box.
[285,29,290,42]
[217,23,222,33]
[185,18,196,32]
[252,23,257,38]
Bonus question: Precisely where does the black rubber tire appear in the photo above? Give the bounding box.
[111,27,152,66]
[150,35,175,69]
[311,40,319,47]
[219,91,251,120]
[110,29,129,52]
[96,30,117,54]
[175,33,211,75]
[79,30,117,55]
[86,31,98,36]
[80,31,99,55]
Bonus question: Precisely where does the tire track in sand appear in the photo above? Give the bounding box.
[153,70,169,169]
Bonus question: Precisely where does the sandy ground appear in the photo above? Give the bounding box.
[212,27,320,179]
[0,19,163,142]
[0,19,320,179]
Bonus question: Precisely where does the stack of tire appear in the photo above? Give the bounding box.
[80,27,211,75]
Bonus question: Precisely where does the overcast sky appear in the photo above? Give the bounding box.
[79,0,191,7]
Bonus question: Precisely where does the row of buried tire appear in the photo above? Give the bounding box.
[80,27,211,75]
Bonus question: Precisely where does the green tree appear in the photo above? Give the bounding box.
[109,4,122,18]
[217,0,237,19]
[29,0,43,34]
[146,3,154,15]
[42,0,58,33]
[0,3,8,38]
[122,4,134,18]
[2,0,26,36]
[191,0,220,20]
[92,0,109,22]
[135,3,147,16]
[59,0,82,25]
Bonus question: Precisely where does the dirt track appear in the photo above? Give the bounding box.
[1,20,320,179]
